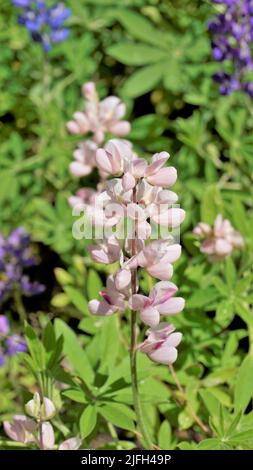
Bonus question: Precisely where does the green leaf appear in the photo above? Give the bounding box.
[158,421,172,450]
[64,286,89,314]
[54,268,74,285]
[79,405,97,438]
[234,355,253,412]
[54,319,94,385]
[86,270,103,301]
[197,438,223,450]
[43,322,56,352]
[225,258,236,288]
[115,10,167,49]
[229,429,253,444]
[122,62,165,98]
[216,301,234,328]
[62,389,88,404]
[25,324,46,371]
[187,288,218,309]
[200,185,222,224]
[107,42,167,66]
[199,390,220,419]
[235,301,253,326]
[99,403,135,431]
[51,293,70,308]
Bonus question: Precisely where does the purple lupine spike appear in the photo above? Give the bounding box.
[209,0,253,97]
[12,0,71,52]
[0,228,45,303]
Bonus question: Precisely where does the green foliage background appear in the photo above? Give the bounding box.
[0,0,253,450]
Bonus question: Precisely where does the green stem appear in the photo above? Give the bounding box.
[130,309,152,449]
[13,289,26,322]
[129,186,153,449]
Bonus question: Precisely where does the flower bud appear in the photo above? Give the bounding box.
[25,392,41,419]
[40,397,56,421]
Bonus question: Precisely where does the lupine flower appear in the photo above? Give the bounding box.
[0,315,26,367]
[129,282,185,327]
[138,323,182,365]
[193,214,244,261]
[4,415,37,444]
[4,393,81,450]
[68,188,98,210]
[67,82,131,145]
[0,228,45,303]
[126,240,182,281]
[88,140,184,365]
[209,0,253,96]
[69,140,98,178]
[12,1,71,52]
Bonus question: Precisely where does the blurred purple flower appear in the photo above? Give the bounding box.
[209,0,253,97]
[6,335,27,355]
[0,315,26,367]
[0,228,45,303]
[12,0,71,52]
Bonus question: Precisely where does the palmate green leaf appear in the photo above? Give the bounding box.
[187,287,218,309]
[80,405,97,439]
[196,438,224,450]
[228,429,253,444]
[114,9,168,49]
[234,355,253,412]
[107,43,168,66]
[64,286,89,315]
[130,114,167,141]
[54,319,94,385]
[122,62,166,98]
[98,403,135,431]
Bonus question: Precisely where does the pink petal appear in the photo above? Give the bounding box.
[41,422,55,450]
[88,299,115,316]
[59,437,82,450]
[152,208,185,227]
[149,345,178,364]
[66,121,81,134]
[147,167,177,187]
[147,262,173,281]
[109,121,131,136]
[69,162,92,177]
[164,332,182,348]
[122,172,136,191]
[73,112,89,133]
[131,159,148,178]
[215,239,232,256]
[157,297,185,315]
[145,152,170,176]
[141,306,160,327]
[82,81,96,99]
[129,294,149,310]
[115,269,131,290]
[96,148,113,174]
